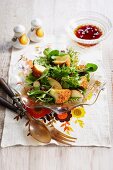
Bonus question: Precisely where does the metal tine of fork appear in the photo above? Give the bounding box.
[55,134,76,143]
[54,128,77,140]
[56,132,76,142]
[52,136,72,145]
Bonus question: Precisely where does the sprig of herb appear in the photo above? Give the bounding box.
[68,48,79,66]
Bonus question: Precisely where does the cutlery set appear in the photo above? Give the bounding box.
[0,78,105,145]
[0,78,76,145]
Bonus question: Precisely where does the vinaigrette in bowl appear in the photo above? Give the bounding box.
[66,11,112,47]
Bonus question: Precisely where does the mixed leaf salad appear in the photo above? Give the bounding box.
[25,48,98,104]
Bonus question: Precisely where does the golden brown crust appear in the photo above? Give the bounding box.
[55,89,71,104]
[32,65,43,77]
[65,56,71,67]
[80,76,88,89]
[76,65,86,71]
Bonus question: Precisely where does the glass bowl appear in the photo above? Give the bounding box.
[66,11,112,47]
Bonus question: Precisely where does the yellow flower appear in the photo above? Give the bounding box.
[71,107,86,118]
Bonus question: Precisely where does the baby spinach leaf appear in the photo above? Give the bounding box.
[48,50,59,57]
[44,49,60,61]
[43,48,52,56]
[86,63,98,72]
[59,52,67,56]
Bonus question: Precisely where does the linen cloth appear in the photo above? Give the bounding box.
[1,36,111,147]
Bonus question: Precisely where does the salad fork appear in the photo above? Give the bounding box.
[48,124,76,145]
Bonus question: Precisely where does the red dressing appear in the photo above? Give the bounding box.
[74,24,102,40]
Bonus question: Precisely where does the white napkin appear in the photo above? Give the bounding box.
[1,36,111,147]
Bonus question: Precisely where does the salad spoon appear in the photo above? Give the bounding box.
[26,113,52,144]
[0,96,51,143]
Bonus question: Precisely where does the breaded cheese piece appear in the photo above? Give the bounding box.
[50,89,71,104]
[32,63,46,77]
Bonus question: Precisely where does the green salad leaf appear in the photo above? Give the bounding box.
[27,89,45,96]
[48,50,59,57]
[27,88,54,103]
[61,76,79,89]
[43,48,61,62]
[68,48,79,66]
[25,73,37,85]
[34,57,49,67]
[39,77,51,90]
[38,69,49,80]
[86,63,98,72]
[49,65,71,80]
[43,48,52,56]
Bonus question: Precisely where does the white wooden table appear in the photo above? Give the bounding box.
[0,0,113,169]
